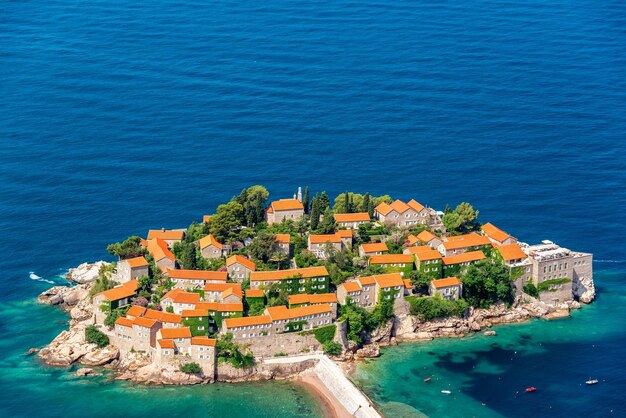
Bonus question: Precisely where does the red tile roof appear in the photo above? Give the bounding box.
[341,281,362,292]
[157,339,175,348]
[432,277,462,288]
[115,317,134,328]
[203,283,242,298]
[288,293,337,305]
[270,199,304,212]
[146,238,176,261]
[133,316,159,328]
[275,234,291,244]
[250,266,328,281]
[166,268,227,281]
[223,315,271,328]
[147,229,185,241]
[496,243,527,261]
[442,251,486,265]
[160,327,192,339]
[442,233,491,250]
[191,336,216,346]
[482,222,511,243]
[266,303,332,321]
[309,234,342,244]
[416,230,439,243]
[169,291,201,304]
[360,242,388,253]
[245,289,265,298]
[369,254,414,264]
[199,234,222,250]
[97,280,138,301]
[125,256,149,268]
[126,305,147,318]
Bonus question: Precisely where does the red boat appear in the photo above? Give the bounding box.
[424,378,432,382]
[525,387,537,393]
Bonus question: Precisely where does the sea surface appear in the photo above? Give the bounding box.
[1,0,625,417]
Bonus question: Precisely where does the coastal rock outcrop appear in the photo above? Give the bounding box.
[355,343,380,358]
[572,274,596,304]
[216,360,318,382]
[80,346,119,366]
[67,261,108,284]
[38,327,96,366]
[37,283,92,311]
[117,363,208,385]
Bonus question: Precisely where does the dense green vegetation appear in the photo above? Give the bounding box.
[104,307,128,327]
[523,282,539,297]
[537,278,570,293]
[405,270,432,295]
[90,264,119,296]
[216,333,255,368]
[106,236,146,259]
[340,299,394,344]
[442,202,480,235]
[179,362,202,374]
[462,259,514,308]
[406,296,468,320]
[310,324,336,345]
[323,341,343,356]
[85,325,109,348]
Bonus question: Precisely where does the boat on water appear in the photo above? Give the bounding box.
[441,390,452,394]
[586,379,599,385]
[525,387,537,393]
[424,378,432,382]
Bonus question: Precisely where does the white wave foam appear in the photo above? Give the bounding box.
[29,272,55,284]
[594,260,626,263]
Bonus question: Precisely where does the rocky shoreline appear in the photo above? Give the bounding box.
[34,261,596,386]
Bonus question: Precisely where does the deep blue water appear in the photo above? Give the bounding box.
[1,0,625,416]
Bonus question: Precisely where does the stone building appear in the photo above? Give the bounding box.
[166,268,227,290]
[147,228,185,247]
[333,212,371,229]
[117,256,149,283]
[429,277,462,300]
[226,254,256,282]
[265,199,304,225]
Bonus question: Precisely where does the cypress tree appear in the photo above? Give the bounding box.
[310,198,321,230]
[368,199,375,218]
[303,186,310,214]
[362,193,371,214]
[344,192,350,214]
[319,192,330,211]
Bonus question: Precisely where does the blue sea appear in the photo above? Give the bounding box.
[1,0,625,416]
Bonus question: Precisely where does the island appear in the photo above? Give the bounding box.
[35,185,595,417]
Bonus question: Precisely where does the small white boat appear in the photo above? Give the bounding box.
[441,390,452,394]
[586,379,599,385]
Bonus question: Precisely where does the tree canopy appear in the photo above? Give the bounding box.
[462,259,514,308]
[442,202,480,235]
[106,236,145,259]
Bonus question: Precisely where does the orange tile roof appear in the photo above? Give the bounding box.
[275,234,291,244]
[360,242,388,253]
[369,254,414,264]
[191,336,216,347]
[166,268,227,281]
[223,315,271,328]
[341,281,362,292]
[442,251,486,265]
[226,254,256,271]
[170,291,201,304]
[181,309,209,317]
[337,229,353,239]
[146,238,176,261]
[97,279,138,301]
[432,277,462,288]
[334,212,370,222]
[126,305,147,317]
[403,279,412,289]
[390,199,410,213]
[407,199,425,212]
[374,201,393,216]
[133,316,159,328]
[245,289,265,298]
[496,243,527,261]
[157,339,175,348]
[406,234,419,246]
[309,234,341,244]
[160,327,191,339]
[115,317,134,328]
[270,199,304,212]
[358,276,376,285]
[125,256,149,268]
[482,222,512,243]
[161,288,184,301]
[203,215,212,223]
[288,293,337,305]
[406,246,442,261]
[416,230,439,243]
[199,234,222,250]
[144,308,182,323]
[221,286,242,300]
[250,266,328,281]
[203,283,242,298]
[265,303,332,321]
[147,229,185,241]
[373,273,404,288]
[194,301,243,313]
[442,233,491,250]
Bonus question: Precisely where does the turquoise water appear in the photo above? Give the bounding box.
[0,302,324,418]
[2,0,626,416]
[353,268,626,417]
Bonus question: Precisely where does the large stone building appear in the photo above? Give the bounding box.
[198,234,225,259]
[336,273,405,308]
[333,212,371,229]
[374,199,429,228]
[249,266,330,294]
[147,228,185,247]
[265,199,304,225]
[226,254,256,281]
[117,256,149,283]
[165,268,227,290]
[145,238,177,270]
[429,277,462,300]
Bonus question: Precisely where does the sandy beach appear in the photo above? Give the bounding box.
[293,370,353,418]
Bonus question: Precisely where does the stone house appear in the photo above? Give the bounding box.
[407,230,443,249]
[438,233,492,256]
[147,228,185,247]
[337,273,404,308]
[249,266,330,294]
[333,212,371,229]
[226,254,256,282]
[274,234,292,256]
[481,222,517,246]
[199,234,226,259]
[188,336,217,377]
[429,277,463,300]
[222,315,273,341]
[307,234,343,259]
[358,242,388,257]
[166,268,227,290]
[146,238,177,270]
[404,246,443,279]
[131,316,162,353]
[143,308,182,328]
[203,283,242,303]
[265,303,334,334]
[374,199,429,228]
[265,199,304,225]
[160,290,201,315]
[157,327,193,355]
[494,243,531,291]
[92,280,138,324]
[287,293,338,318]
[117,256,149,283]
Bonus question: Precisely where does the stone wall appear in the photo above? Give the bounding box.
[245,332,322,358]
[216,359,318,382]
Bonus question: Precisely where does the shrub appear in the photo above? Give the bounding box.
[180,362,202,374]
[537,278,570,293]
[406,296,468,321]
[274,352,288,357]
[523,282,539,298]
[85,326,109,348]
[323,341,343,356]
[312,325,336,345]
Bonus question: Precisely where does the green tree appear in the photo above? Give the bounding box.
[216,333,255,368]
[362,193,371,214]
[85,326,109,348]
[90,264,118,296]
[310,198,321,230]
[323,341,343,356]
[180,362,202,374]
[406,295,468,320]
[406,270,432,295]
[181,242,197,270]
[344,192,350,213]
[106,236,145,259]
[303,186,310,214]
[235,185,270,227]
[442,202,480,235]
[316,208,337,234]
[318,192,330,212]
[247,231,278,264]
[462,259,514,308]
[208,200,244,242]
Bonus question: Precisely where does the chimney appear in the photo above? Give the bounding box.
[297,186,302,202]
